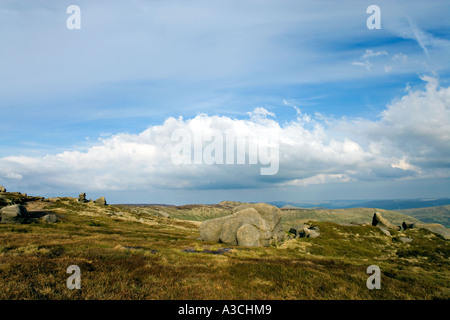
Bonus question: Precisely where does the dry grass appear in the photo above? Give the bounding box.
[0,197,448,300]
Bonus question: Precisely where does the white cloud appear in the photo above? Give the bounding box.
[0,76,449,194]
[362,50,388,59]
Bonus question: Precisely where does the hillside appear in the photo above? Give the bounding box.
[280,207,422,229]
[0,192,449,300]
[270,198,450,210]
[397,205,450,228]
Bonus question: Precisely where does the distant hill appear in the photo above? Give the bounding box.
[397,205,450,228]
[280,207,422,228]
[269,198,450,210]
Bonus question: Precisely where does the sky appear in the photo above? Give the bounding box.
[0,0,450,204]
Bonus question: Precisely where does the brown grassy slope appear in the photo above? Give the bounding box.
[0,197,448,300]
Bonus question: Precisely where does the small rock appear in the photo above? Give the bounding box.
[156,211,170,218]
[41,214,58,224]
[307,229,320,238]
[378,227,391,236]
[398,237,413,243]
[402,221,415,230]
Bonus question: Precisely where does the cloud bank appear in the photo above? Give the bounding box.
[1,76,449,196]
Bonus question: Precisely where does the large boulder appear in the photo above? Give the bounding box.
[372,212,397,230]
[0,185,6,193]
[199,203,285,247]
[0,204,28,224]
[232,203,285,243]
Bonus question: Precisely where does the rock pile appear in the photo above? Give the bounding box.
[199,203,285,247]
[289,224,320,238]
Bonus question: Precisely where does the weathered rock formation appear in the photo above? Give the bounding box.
[78,193,88,203]
[199,203,285,247]
[402,221,449,240]
[94,197,107,205]
[0,185,6,193]
[289,224,320,238]
[372,212,399,235]
[0,204,28,224]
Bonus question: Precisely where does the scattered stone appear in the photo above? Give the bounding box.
[289,224,320,239]
[402,221,450,240]
[155,211,170,218]
[78,193,88,203]
[0,204,28,224]
[94,197,107,205]
[0,185,6,193]
[305,228,320,238]
[398,237,413,243]
[289,224,308,238]
[378,227,391,236]
[41,214,58,224]
[199,203,285,247]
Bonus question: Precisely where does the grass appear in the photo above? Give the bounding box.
[0,196,448,300]
[397,205,450,227]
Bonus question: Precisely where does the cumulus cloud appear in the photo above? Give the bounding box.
[0,76,449,193]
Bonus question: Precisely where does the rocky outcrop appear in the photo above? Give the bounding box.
[0,185,6,193]
[289,224,320,238]
[199,203,285,247]
[94,197,107,205]
[78,193,88,203]
[372,212,397,229]
[372,212,399,235]
[402,221,450,240]
[0,204,28,224]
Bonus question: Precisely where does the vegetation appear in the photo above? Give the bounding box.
[397,205,450,228]
[0,196,448,300]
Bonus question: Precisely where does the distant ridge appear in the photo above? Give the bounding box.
[270,198,450,210]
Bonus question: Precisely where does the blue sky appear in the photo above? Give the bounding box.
[1,0,450,204]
